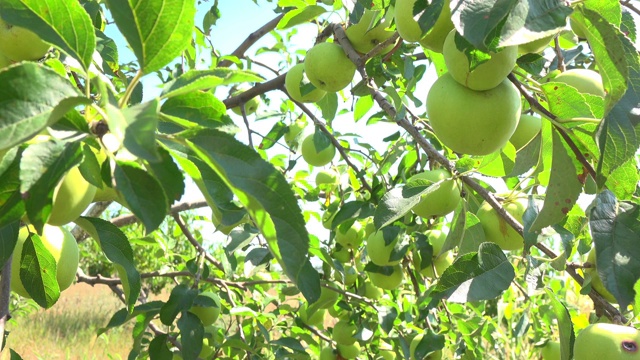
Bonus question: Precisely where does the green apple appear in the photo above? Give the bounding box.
[301,134,336,167]
[584,249,617,303]
[359,280,383,300]
[230,85,260,115]
[337,342,361,359]
[333,319,357,345]
[47,165,98,226]
[320,346,338,360]
[346,9,397,55]
[11,224,79,298]
[304,42,356,92]
[410,333,443,360]
[285,63,327,103]
[366,230,401,266]
[199,337,215,359]
[335,221,364,249]
[314,283,340,309]
[443,30,518,91]
[573,323,640,360]
[427,73,522,155]
[368,264,403,290]
[377,350,395,360]
[0,18,50,61]
[553,68,605,98]
[509,114,542,150]
[284,118,307,148]
[418,0,454,52]
[426,229,447,255]
[518,34,555,54]
[299,303,326,327]
[316,169,339,187]
[0,51,13,68]
[570,18,587,39]
[420,251,454,278]
[476,195,528,251]
[332,247,351,263]
[189,291,222,326]
[409,169,461,218]
[541,340,560,360]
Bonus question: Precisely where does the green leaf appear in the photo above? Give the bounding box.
[107,101,161,162]
[541,82,599,121]
[458,212,486,255]
[354,95,373,122]
[98,301,163,335]
[430,242,515,304]
[589,191,640,310]
[159,284,198,325]
[412,330,445,360]
[148,334,173,360]
[605,157,638,200]
[508,131,541,177]
[476,143,516,177]
[530,130,581,232]
[499,0,572,47]
[160,91,234,130]
[0,63,85,151]
[182,129,321,303]
[19,232,60,308]
[0,150,25,229]
[74,217,142,312]
[0,221,19,269]
[416,0,445,35]
[177,311,204,360]
[161,69,264,99]
[145,147,185,204]
[317,92,338,122]
[276,5,325,29]
[104,0,196,74]
[9,349,23,360]
[544,288,574,360]
[0,0,96,69]
[114,161,168,234]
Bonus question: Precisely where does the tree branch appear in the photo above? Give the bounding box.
[0,255,12,350]
[223,74,286,109]
[172,213,225,273]
[109,200,209,228]
[218,14,285,68]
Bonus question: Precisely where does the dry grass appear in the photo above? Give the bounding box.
[1,283,134,360]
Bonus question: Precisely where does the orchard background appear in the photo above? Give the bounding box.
[0,0,639,359]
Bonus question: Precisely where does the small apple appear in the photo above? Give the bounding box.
[320,346,338,360]
[410,333,443,360]
[301,134,336,167]
[337,342,362,359]
[584,249,617,303]
[314,283,340,309]
[304,42,356,92]
[358,280,383,300]
[335,221,365,249]
[420,251,454,278]
[316,169,339,187]
[395,0,453,50]
[475,195,528,251]
[285,63,327,103]
[367,264,404,290]
[540,340,560,360]
[418,0,454,52]
[509,114,542,150]
[284,118,307,148]
[409,169,461,219]
[552,68,605,98]
[518,34,555,54]
[335,264,358,286]
[332,319,357,345]
[443,30,518,91]
[345,9,397,55]
[299,303,326,327]
[11,224,79,298]
[229,85,260,115]
[427,73,522,155]
[332,247,351,263]
[570,18,587,39]
[199,337,215,359]
[573,323,640,360]
[0,18,50,61]
[188,291,222,326]
[366,229,402,266]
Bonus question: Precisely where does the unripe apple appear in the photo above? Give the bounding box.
[332,247,351,263]
[418,0,454,52]
[427,73,522,155]
[0,18,50,61]
[377,349,395,360]
[366,230,401,266]
[299,303,326,327]
[409,169,461,219]
[553,69,605,98]
[335,221,364,249]
[11,224,79,298]
[0,51,13,68]
[420,251,454,278]
[443,30,518,91]
[573,323,640,360]
[301,134,336,167]
[358,280,383,300]
[47,166,98,226]
[368,264,403,290]
[570,18,587,39]
[316,169,339,187]
[509,114,542,150]
[395,0,453,51]
[285,63,326,103]
[541,340,560,360]
[284,118,307,148]
[426,229,447,255]
[304,42,356,92]
[518,34,554,54]
[346,9,397,55]
[230,85,260,115]
[189,291,222,326]
[476,195,528,251]
[314,283,340,309]
[584,249,617,303]
[332,319,357,345]
[410,333,443,360]
[337,342,361,359]
[319,346,338,360]
[335,264,358,286]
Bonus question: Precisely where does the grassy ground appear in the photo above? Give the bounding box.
[1,283,134,360]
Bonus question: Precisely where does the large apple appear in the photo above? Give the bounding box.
[553,68,605,98]
[367,264,404,290]
[409,169,461,218]
[366,229,402,266]
[48,166,98,226]
[427,73,522,155]
[301,133,336,167]
[573,323,640,360]
[230,85,260,115]
[395,0,453,51]
[0,18,50,61]
[509,114,542,150]
[332,319,357,345]
[541,340,560,360]
[11,224,79,298]
[410,333,443,360]
[345,9,397,55]
[584,249,617,303]
[304,42,356,92]
[443,30,518,91]
[189,291,222,326]
[475,195,528,251]
[335,221,365,249]
[285,63,327,103]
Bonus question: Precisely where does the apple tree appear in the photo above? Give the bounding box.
[0,0,639,359]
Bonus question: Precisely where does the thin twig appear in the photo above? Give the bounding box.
[223,74,286,109]
[554,37,566,72]
[172,213,225,273]
[110,200,208,228]
[0,255,12,350]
